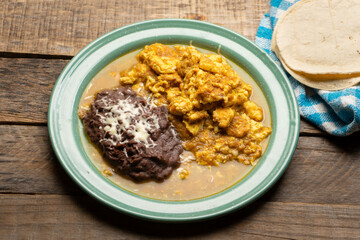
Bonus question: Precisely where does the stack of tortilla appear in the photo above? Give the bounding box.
[271,0,360,90]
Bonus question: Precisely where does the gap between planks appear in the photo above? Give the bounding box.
[0,51,73,59]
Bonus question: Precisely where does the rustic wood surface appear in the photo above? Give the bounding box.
[1,0,359,239]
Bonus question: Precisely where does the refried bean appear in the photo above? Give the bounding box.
[81,87,183,182]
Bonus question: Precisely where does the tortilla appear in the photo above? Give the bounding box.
[276,44,360,90]
[273,0,360,76]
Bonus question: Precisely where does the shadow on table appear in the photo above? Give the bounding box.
[71,192,274,238]
[63,174,287,238]
[326,134,360,154]
[50,132,360,237]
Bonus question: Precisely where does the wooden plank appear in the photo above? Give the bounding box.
[1,125,359,204]
[0,194,359,239]
[0,57,323,135]
[0,0,268,56]
[265,134,360,204]
[0,125,80,194]
[300,119,324,135]
[0,58,68,124]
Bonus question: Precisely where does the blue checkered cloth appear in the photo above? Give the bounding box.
[255,0,360,136]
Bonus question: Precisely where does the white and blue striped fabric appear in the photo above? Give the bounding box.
[255,0,360,136]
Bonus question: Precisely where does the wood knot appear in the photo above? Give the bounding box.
[183,14,206,21]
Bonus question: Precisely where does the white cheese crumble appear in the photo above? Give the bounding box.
[180,151,195,164]
[96,95,160,148]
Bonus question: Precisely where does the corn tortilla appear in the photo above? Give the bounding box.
[276,45,360,90]
[273,0,360,76]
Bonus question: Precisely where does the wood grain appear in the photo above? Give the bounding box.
[1,0,359,238]
[0,0,268,56]
[0,125,79,194]
[0,58,68,124]
[1,125,359,204]
[1,194,359,239]
[0,57,323,134]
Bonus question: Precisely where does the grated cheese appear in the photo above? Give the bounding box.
[96,95,160,148]
[180,151,195,164]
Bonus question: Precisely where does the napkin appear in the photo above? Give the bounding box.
[255,0,360,136]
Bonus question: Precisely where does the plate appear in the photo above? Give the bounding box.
[48,19,300,222]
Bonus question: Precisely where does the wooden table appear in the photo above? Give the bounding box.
[1,0,359,239]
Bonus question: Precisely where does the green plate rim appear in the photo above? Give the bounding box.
[48,18,300,222]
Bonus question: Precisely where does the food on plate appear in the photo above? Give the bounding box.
[81,87,182,182]
[272,0,360,90]
[78,43,272,200]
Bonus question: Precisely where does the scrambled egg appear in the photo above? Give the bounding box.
[119,43,272,166]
